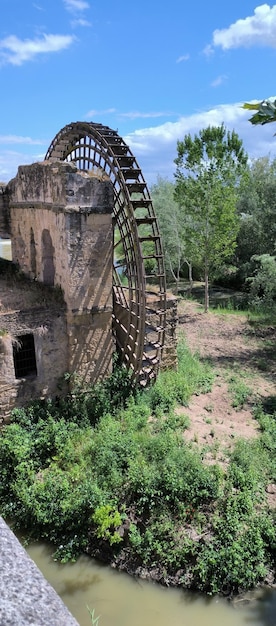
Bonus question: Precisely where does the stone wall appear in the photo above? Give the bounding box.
[0,159,177,418]
[0,517,80,626]
[7,161,114,385]
[0,184,10,239]
[0,304,68,422]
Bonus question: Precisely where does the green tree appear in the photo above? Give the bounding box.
[237,157,276,264]
[151,177,193,292]
[247,254,276,311]
[174,124,248,311]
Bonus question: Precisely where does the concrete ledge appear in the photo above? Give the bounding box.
[0,517,80,626]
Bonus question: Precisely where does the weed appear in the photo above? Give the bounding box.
[227,374,252,409]
[92,505,123,545]
[87,607,100,625]
[147,337,214,415]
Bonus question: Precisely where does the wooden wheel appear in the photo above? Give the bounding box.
[45,122,166,383]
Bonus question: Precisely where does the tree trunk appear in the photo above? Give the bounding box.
[204,263,209,313]
[188,261,193,295]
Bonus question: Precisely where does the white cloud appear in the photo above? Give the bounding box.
[203,43,214,57]
[0,34,75,66]
[176,54,190,63]
[124,101,276,184]
[85,108,176,121]
[211,75,228,87]
[213,3,276,50]
[0,135,47,145]
[0,150,42,180]
[64,0,89,12]
[85,107,116,118]
[71,18,91,27]
[119,111,174,120]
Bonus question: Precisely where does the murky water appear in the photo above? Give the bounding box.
[25,542,276,626]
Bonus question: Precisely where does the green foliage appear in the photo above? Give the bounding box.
[151,177,192,288]
[233,155,276,294]
[194,515,270,595]
[147,337,214,415]
[174,124,248,311]
[87,607,100,625]
[60,357,135,426]
[0,337,275,595]
[193,435,275,594]
[129,513,195,571]
[227,374,252,409]
[254,404,276,482]
[237,157,276,259]
[92,505,123,545]
[244,99,276,128]
[247,254,276,311]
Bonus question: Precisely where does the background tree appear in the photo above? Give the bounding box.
[237,157,276,258]
[151,177,194,292]
[174,124,248,311]
[247,254,276,311]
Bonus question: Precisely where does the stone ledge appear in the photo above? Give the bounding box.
[0,517,80,626]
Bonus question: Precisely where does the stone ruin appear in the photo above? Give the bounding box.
[0,125,177,421]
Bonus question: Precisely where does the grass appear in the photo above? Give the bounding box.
[145,336,214,415]
[247,307,276,327]
[179,282,276,324]
[0,305,275,597]
[87,607,100,625]
[210,304,249,316]
[227,374,253,409]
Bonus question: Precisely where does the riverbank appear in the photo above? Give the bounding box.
[0,298,275,597]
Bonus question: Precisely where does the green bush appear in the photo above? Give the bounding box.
[147,338,214,415]
[0,340,275,594]
[247,254,276,311]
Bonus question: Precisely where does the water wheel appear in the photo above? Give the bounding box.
[45,122,166,383]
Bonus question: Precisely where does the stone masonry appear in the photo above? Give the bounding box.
[0,161,114,418]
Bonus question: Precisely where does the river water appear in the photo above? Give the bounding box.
[0,239,11,260]
[25,542,276,626]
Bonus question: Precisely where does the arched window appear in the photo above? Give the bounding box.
[41,229,55,286]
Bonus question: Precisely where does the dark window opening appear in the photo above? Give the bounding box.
[13,334,37,378]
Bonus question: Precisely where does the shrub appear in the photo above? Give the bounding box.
[147,338,214,415]
[247,254,276,311]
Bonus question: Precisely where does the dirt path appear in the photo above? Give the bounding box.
[176,299,276,457]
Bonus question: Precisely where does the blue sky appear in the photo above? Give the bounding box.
[1,0,276,185]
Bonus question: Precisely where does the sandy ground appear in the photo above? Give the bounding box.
[176,299,275,467]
